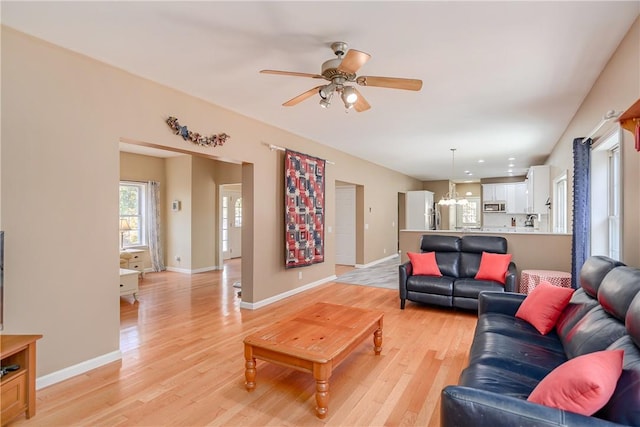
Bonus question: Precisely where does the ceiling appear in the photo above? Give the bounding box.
[2,1,638,181]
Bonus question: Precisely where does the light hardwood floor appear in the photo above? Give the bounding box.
[14,259,478,426]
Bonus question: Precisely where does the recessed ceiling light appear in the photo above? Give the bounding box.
[508,163,515,167]
[508,169,513,173]
[508,157,515,161]
[478,159,485,163]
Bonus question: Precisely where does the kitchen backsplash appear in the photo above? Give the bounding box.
[483,212,549,232]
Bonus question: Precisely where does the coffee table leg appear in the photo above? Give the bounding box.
[244,344,256,391]
[373,318,383,355]
[313,363,331,419]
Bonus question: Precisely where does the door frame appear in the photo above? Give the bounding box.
[219,184,242,265]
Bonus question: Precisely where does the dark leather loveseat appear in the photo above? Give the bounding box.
[399,234,517,311]
[441,255,640,426]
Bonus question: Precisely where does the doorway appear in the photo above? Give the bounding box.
[335,184,356,265]
[221,185,242,260]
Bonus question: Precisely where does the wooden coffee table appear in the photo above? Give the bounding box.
[243,302,383,419]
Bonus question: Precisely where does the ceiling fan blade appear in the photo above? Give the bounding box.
[260,70,324,79]
[337,49,371,75]
[356,76,423,91]
[283,86,323,107]
[353,89,371,112]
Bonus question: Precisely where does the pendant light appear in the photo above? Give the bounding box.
[438,148,468,206]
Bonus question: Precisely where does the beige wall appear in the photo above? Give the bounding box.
[1,27,422,378]
[455,182,481,198]
[191,156,216,271]
[546,16,640,267]
[165,156,193,270]
[481,176,527,184]
[400,231,573,276]
[120,152,243,270]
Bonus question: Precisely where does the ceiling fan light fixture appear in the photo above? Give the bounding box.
[342,86,358,105]
[319,83,336,100]
[319,91,333,108]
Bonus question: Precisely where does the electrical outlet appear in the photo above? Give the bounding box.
[384,248,387,254]
[298,271,302,280]
[175,256,181,262]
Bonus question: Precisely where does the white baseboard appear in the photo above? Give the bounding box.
[240,275,337,310]
[355,253,399,269]
[166,266,191,274]
[191,266,219,274]
[165,266,220,274]
[36,350,122,390]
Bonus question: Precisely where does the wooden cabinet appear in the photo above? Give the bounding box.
[1,335,42,426]
[526,165,550,214]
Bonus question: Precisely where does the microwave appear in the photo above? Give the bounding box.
[483,202,506,212]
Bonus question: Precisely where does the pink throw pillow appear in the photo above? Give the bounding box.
[407,252,442,276]
[516,280,575,335]
[474,252,512,284]
[528,349,624,416]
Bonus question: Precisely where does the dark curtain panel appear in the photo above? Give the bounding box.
[571,137,591,288]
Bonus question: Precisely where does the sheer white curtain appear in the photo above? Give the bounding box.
[146,181,165,272]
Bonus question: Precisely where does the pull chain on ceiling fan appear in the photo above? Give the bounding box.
[260,41,423,112]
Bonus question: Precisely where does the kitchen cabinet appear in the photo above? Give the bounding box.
[506,182,528,213]
[526,165,550,214]
[482,184,507,202]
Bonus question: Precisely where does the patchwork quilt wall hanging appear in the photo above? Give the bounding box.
[285,149,325,268]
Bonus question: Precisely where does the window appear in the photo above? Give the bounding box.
[119,182,146,247]
[608,145,621,260]
[222,195,229,253]
[553,171,568,233]
[456,197,481,229]
[234,197,242,227]
[590,130,622,260]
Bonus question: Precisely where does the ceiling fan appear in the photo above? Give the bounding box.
[260,42,423,112]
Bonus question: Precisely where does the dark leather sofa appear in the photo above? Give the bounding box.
[441,255,640,426]
[399,234,517,311]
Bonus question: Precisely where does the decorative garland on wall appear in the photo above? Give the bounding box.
[166,116,230,148]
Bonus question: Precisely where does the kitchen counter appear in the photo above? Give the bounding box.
[399,229,572,274]
[401,228,570,236]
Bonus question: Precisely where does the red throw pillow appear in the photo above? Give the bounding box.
[515,281,575,335]
[528,349,624,416]
[474,252,512,284]
[407,252,442,276]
